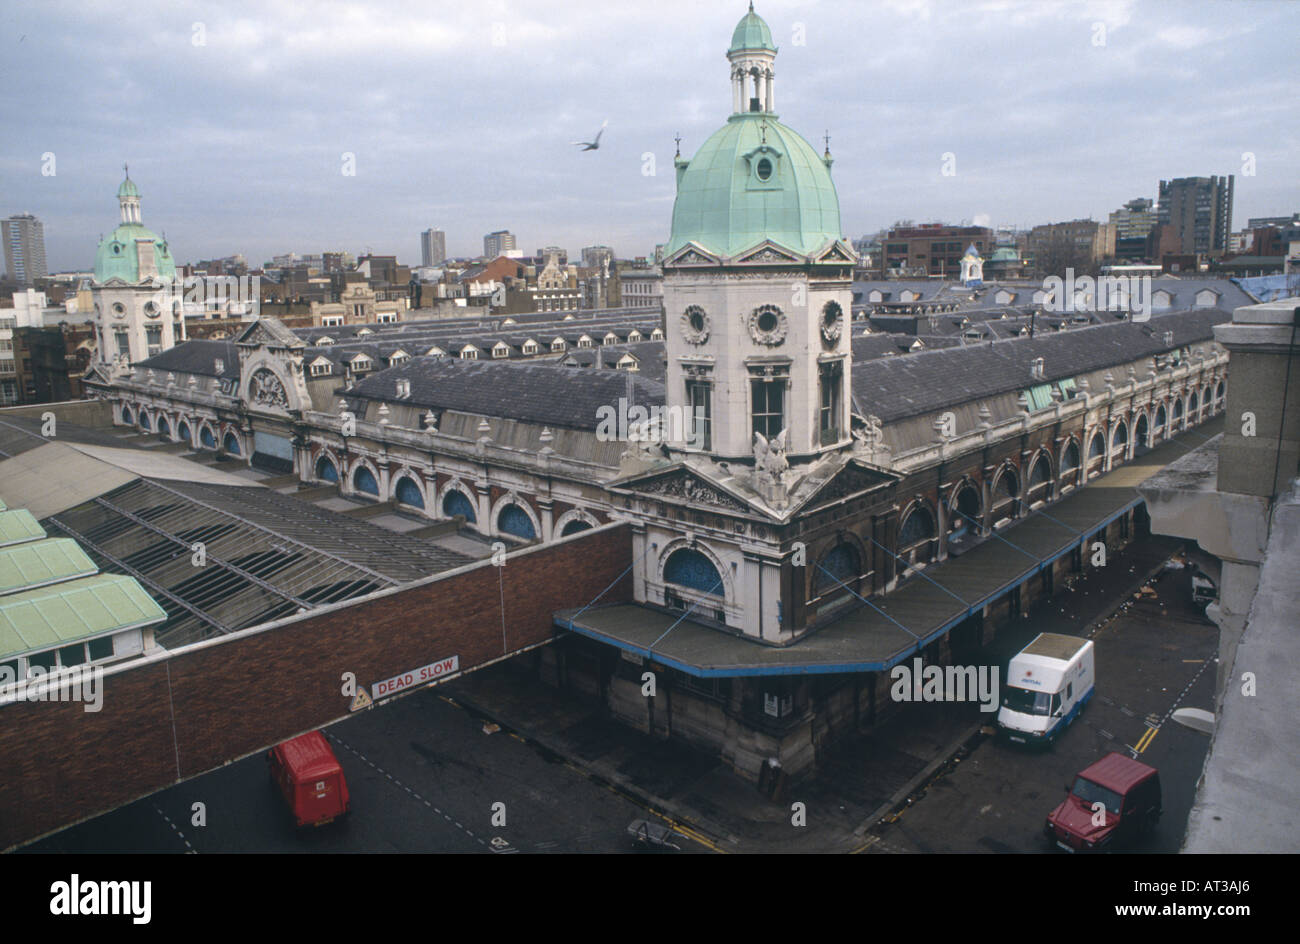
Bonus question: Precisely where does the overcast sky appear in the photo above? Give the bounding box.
[3,0,1298,272]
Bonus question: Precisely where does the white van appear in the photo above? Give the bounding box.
[997,633,1094,746]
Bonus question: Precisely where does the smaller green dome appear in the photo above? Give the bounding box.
[729,6,775,54]
[117,175,140,198]
[991,247,1019,262]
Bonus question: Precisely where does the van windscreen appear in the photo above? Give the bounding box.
[1071,776,1122,816]
[1002,685,1051,716]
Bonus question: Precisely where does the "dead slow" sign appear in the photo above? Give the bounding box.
[372,655,460,700]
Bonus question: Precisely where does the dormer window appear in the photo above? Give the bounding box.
[742,142,783,191]
[310,359,332,377]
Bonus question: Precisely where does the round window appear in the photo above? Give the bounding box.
[756,157,773,181]
[820,300,844,346]
[112,303,126,318]
[143,301,159,317]
[680,305,710,344]
[757,309,778,333]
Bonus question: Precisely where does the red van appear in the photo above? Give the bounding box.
[267,731,351,828]
[1045,752,1161,852]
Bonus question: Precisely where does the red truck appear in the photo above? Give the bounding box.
[1045,752,1161,852]
[268,731,351,828]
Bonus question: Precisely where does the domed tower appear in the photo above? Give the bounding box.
[660,5,857,477]
[92,167,179,373]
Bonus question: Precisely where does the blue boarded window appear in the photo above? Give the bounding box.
[395,476,424,508]
[140,412,152,431]
[353,466,379,496]
[121,405,133,424]
[223,432,241,455]
[315,456,339,483]
[157,416,171,438]
[443,490,476,523]
[498,504,536,540]
[663,548,723,597]
[561,519,592,536]
[200,425,217,448]
[815,542,860,593]
[177,421,191,443]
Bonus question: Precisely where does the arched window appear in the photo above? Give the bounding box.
[1154,404,1167,435]
[663,547,723,597]
[315,455,339,483]
[1030,455,1051,487]
[157,416,171,438]
[1061,440,1081,475]
[200,425,217,449]
[222,431,241,455]
[177,421,191,443]
[1173,398,1184,420]
[121,405,133,424]
[498,503,536,540]
[1189,390,1200,415]
[1216,381,1225,405]
[814,542,861,593]
[899,506,936,547]
[997,467,1019,499]
[1112,420,1128,450]
[140,412,152,431]
[443,490,476,522]
[560,519,593,536]
[394,476,424,509]
[949,485,981,533]
[1089,431,1106,458]
[353,465,379,496]
[1135,414,1149,449]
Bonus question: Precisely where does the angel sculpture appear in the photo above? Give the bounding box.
[753,428,789,480]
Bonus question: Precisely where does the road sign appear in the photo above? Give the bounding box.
[372,656,460,701]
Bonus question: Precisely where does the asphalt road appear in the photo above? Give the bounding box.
[24,688,708,854]
[859,559,1218,854]
[23,540,1215,855]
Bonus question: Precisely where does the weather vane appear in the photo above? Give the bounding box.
[759,119,768,144]
[823,130,831,154]
[674,132,682,158]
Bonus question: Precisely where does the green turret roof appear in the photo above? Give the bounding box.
[729,5,776,53]
[117,174,140,198]
[94,223,176,283]
[666,113,842,258]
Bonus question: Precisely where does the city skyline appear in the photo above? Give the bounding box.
[2,0,1298,272]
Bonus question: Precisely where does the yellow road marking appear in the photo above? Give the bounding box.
[1134,725,1159,753]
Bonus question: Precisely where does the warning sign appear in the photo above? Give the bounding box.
[372,655,460,701]
[350,689,373,712]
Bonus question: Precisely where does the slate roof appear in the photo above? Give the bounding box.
[345,358,666,431]
[135,339,240,380]
[852,308,1230,423]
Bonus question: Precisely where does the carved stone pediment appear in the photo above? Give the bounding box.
[631,470,750,512]
[801,461,889,510]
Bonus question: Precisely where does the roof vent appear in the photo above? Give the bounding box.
[214,358,224,374]
[396,378,411,398]
[1030,357,1045,380]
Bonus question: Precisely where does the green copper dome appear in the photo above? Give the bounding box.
[666,113,842,258]
[730,6,775,53]
[117,175,140,198]
[94,223,176,283]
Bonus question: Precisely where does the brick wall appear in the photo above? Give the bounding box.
[0,524,632,850]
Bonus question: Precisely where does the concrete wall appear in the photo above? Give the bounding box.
[0,524,633,850]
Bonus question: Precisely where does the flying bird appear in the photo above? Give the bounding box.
[571,120,608,151]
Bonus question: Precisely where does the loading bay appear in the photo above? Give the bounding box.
[25,533,1215,854]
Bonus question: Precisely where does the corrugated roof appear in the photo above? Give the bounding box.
[0,573,167,661]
